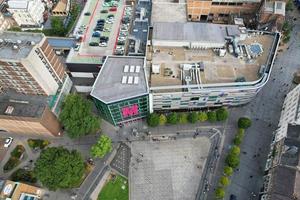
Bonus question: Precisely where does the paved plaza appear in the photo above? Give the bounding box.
[129,137,211,200]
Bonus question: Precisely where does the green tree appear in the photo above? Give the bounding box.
[223,166,233,176]
[215,187,225,199]
[198,111,208,122]
[167,113,178,124]
[147,113,160,127]
[230,145,240,156]
[50,17,66,36]
[90,135,112,158]
[225,153,240,168]
[59,94,100,138]
[188,112,198,123]
[238,117,252,129]
[216,107,229,121]
[159,114,167,125]
[178,113,188,124]
[233,135,243,146]
[219,176,230,187]
[207,111,217,122]
[34,147,85,190]
[11,169,37,183]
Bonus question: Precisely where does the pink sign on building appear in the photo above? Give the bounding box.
[122,104,139,118]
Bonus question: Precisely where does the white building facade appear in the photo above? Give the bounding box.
[7,0,45,28]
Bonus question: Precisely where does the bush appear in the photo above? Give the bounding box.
[207,111,217,122]
[11,169,37,183]
[219,176,230,187]
[178,113,188,124]
[198,111,208,122]
[3,157,20,171]
[225,153,240,168]
[11,145,25,159]
[216,107,229,121]
[233,135,243,146]
[147,113,160,127]
[238,117,252,129]
[187,112,198,123]
[167,113,178,124]
[27,139,50,150]
[223,166,233,176]
[215,187,225,199]
[159,114,167,125]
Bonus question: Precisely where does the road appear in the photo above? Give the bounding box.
[207,9,300,200]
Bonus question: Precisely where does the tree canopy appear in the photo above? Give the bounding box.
[147,113,160,127]
[90,135,112,158]
[219,176,230,187]
[188,112,198,123]
[215,187,225,199]
[207,111,217,122]
[198,111,208,122]
[167,113,178,124]
[238,117,252,129]
[223,166,233,176]
[178,113,188,124]
[34,147,85,190]
[216,107,229,121]
[225,153,240,168]
[159,114,167,125]
[59,94,100,138]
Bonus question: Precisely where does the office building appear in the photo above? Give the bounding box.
[0,91,62,136]
[186,0,260,22]
[0,179,44,200]
[7,0,45,28]
[0,31,73,115]
[91,56,149,126]
[148,22,280,111]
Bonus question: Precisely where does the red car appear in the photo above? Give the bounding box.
[109,7,117,12]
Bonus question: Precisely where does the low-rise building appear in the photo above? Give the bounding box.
[0,179,44,200]
[7,0,45,29]
[91,56,149,126]
[0,90,62,136]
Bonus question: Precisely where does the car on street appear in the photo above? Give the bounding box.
[84,12,91,16]
[230,194,237,200]
[89,42,99,46]
[4,137,13,148]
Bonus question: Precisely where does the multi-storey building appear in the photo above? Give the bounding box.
[186,0,261,22]
[91,56,149,126]
[148,22,280,111]
[7,0,45,28]
[0,90,62,136]
[0,13,11,32]
[0,31,73,115]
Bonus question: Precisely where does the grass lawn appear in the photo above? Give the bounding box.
[98,175,128,200]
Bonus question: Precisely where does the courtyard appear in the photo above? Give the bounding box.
[129,137,211,200]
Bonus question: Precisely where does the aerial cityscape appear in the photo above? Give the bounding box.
[0,0,299,199]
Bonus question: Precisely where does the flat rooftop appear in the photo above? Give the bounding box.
[149,31,276,88]
[91,56,148,103]
[151,0,186,23]
[130,137,211,200]
[0,31,44,60]
[0,90,48,118]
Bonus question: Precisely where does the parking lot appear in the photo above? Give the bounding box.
[129,137,211,200]
[68,0,131,63]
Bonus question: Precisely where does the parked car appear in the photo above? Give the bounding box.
[109,7,117,12]
[92,32,101,37]
[74,43,81,51]
[101,10,108,13]
[98,19,105,23]
[4,137,13,148]
[230,194,237,200]
[84,12,91,16]
[107,14,114,18]
[99,42,107,47]
[89,42,99,46]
